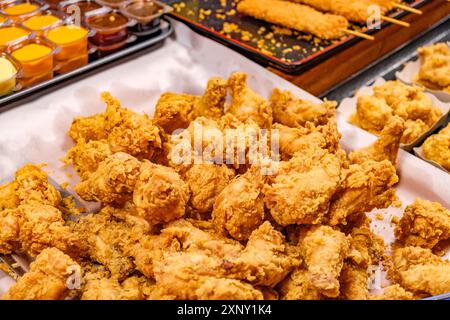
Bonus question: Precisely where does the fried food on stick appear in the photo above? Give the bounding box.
[2,248,80,300]
[227,72,272,128]
[395,198,450,250]
[328,160,398,226]
[300,226,350,298]
[237,0,348,40]
[422,123,450,171]
[349,116,405,166]
[270,88,336,128]
[391,246,450,296]
[212,165,265,241]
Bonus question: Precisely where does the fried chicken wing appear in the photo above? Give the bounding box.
[2,248,80,300]
[227,72,272,128]
[75,152,141,204]
[369,284,414,300]
[422,123,450,171]
[395,198,450,249]
[194,77,227,120]
[328,160,398,226]
[212,165,265,241]
[153,93,198,134]
[391,246,450,296]
[133,161,189,225]
[270,88,336,127]
[69,113,108,142]
[416,43,450,90]
[350,95,393,134]
[183,164,235,214]
[264,150,342,226]
[339,263,368,300]
[278,268,322,300]
[300,226,350,297]
[349,116,405,166]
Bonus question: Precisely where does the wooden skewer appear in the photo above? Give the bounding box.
[381,15,410,27]
[393,3,422,14]
[343,29,375,40]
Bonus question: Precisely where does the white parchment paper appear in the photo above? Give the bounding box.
[0,19,449,297]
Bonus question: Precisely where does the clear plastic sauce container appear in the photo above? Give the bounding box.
[9,39,54,77]
[0,54,17,95]
[86,11,129,49]
[1,2,42,21]
[22,14,61,33]
[45,24,88,60]
[0,26,30,47]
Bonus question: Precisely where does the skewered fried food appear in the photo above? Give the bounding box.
[422,123,450,171]
[3,248,80,300]
[237,0,348,40]
[395,198,450,250]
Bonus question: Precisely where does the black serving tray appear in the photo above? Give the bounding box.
[0,18,173,108]
[160,0,430,74]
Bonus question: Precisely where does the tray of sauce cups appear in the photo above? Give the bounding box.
[0,0,173,102]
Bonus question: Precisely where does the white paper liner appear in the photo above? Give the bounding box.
[338,77,450,152]
[0,19,449,298]
[395,42,450,103]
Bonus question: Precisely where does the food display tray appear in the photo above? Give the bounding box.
[0,18,173,108]
[160,0,429,74]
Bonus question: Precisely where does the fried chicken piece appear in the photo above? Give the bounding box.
[228,221,301,287]
[300,226,350,298]
[227,72,272,128]
[194,77,227,120]
[133,161,189,225]
[2,248,80,300]
[278,268,322,300]
[339,263,368,300]
[417,43,450,89]
[0,204,79,257]
[349,116,405,166]
[350,95,393,134]
[422,123,450,171]
[71,209,137,278]
[270,88,336,127]
[69,113,108,142]
[183,164,235,214]
[373,81,441,127]
[401,119,428,144]
[81,271,149,300]
[66,139,112,180]
[273,120,341,161]
[1,164,61,208]
[75,152,141,204]
[153,93,198,134]
[212,165,265,241]
[370,284,414,300]
[395,198,450,249]
[391,246,450,296]
[264,150,342,226]
[328,160,398,226]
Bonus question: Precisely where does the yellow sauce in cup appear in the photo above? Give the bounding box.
[4,3,39,16]
[0,56,17,96]
[23,15,60,31]
[11,43,53,78]
[46,25,88,61]
[0,26,30,46]
[12,43,51,61]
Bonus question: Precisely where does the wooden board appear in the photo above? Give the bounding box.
[269,0,450,96]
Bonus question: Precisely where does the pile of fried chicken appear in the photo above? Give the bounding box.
[415,43,450,93]
[349,80,442,144]
[1,72,450,300]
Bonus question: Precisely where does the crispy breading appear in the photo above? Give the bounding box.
[69,113,108,142]
[2,248,80,300]
[300,226,349,297]
[270,88,336,128]
[212,165,265,241]
[395,198,450,249]
[422,123,450,171]
[416,43,450,90]
[278,268,322,300]
[369,284,414,300]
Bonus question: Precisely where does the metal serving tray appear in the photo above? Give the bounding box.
[0,18,173,108]
[160,0,429,74]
